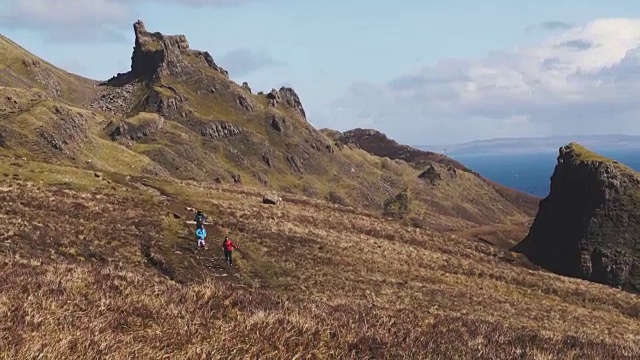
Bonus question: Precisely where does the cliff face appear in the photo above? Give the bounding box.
[513,143,640,293]
[100,20,230,88]
[130,20,229,80]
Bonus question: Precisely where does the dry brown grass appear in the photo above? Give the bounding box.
[2,259,638,360]
[1,166,638,358]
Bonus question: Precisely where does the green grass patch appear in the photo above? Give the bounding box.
[566,142,614,162]
[139,39,163,52]
[565,142,636,172]
[126,111,163,124]
[0,159,103,191]
[78,137,152,175]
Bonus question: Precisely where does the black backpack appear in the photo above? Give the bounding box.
[195,213,205,223]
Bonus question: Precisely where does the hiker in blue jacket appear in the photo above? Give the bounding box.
[195,223,207,249]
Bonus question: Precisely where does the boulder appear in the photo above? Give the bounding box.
[198,121,243,139]
[418,165,441,185]
[266,87,306,119]
[383,188,410,218]
[262,192,282,205]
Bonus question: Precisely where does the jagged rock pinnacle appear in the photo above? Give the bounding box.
[103,19,229,84]
[134,19,147,35]
[266,87,306,119]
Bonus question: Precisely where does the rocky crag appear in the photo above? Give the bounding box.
[513,143,640,293]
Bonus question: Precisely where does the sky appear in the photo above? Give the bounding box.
[2,1,640,145]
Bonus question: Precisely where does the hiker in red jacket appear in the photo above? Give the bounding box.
[221,236,239,266]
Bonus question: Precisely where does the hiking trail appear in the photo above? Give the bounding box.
[135,178,246,285]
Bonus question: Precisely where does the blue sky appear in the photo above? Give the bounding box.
[2,0,640,145]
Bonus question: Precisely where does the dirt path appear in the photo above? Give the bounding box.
[135,178,246,285]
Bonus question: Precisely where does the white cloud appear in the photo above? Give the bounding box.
[0,0,267,42]
[316,18,640,145]
[0,0,131,42]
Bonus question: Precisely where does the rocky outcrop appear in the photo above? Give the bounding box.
[285,153,305,175]
[262,154,273,168]
[308,138,334,154]
[89,82,139,114]
[447,166,458,179]
[132,20,228,78]
[338,128,471,171]
[37,105,91,153]
[513,143,640,293]
[269,114,287,133]
[236,94,257,112]
[266,87,306,119]
[418,164,458,185]
[254,172,269,186]
[103,20,229,85]
[198,121,243,140]
[383,188,410,218]
[141,87,185,118]
[418,165,442,185]
[22,59,61,98]
[107,114,165,141]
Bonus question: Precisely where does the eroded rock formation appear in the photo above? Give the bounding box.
[513,143,640,293]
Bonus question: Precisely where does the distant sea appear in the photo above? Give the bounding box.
[454,149,640,198]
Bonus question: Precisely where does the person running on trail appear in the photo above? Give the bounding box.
[194,210,206,229]
[221,236,239,266]
[195,223,207,249]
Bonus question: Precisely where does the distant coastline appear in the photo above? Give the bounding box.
[416,134,640,157]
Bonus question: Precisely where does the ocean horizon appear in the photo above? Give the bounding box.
[454,149,640,198]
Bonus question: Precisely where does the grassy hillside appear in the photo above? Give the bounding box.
[4,20,632,358]
[330,128,541,246]
[0,35,98,104]
[0,160,639,358]
[0,21,539,246]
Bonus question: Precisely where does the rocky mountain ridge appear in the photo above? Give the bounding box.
[329,128,540,217]
[0,20,538,242]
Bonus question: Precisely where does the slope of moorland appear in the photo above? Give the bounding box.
[0,34,99,104]
[514,143,640,294]
[329,128,541,246]
[0,161,639,359]
[0,20,538,246]
[3,20,639,358]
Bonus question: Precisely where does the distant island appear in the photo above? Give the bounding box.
[417,134,640,157]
